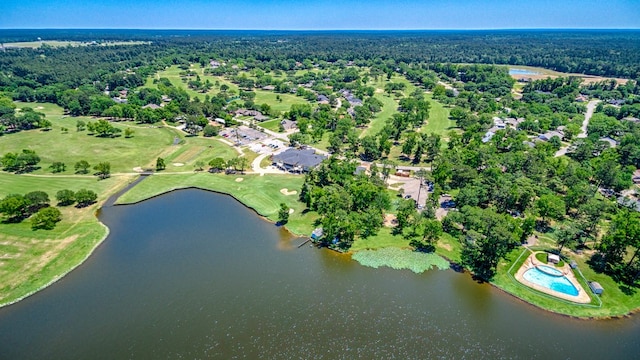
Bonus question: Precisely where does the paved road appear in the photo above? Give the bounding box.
[577,100,600,139]
[555,99,600,157]
[251,153,288,176]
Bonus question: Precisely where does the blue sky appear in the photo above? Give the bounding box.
[3,0,639,29]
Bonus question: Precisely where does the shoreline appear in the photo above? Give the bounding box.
[1,180,638,319]
[0,175,135,309]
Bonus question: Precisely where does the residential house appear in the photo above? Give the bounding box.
[599,137,618,148]
[317,94,330,104]
[575,94,588,102]
[618,196,640,212]
[505,117,525,129]
[482,130,496,143]
[633,169,640,184]
[538,130,564,142]
[280,119,297,130]
[142,103,161,110]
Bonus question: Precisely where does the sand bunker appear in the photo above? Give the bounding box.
[172,163,184,167]
[280,188,297,196]
[288,208,294,214]
[132,167,143,172]
[235,177,244,182]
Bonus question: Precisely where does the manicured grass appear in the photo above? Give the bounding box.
[161,137,238,171]
[535,252,548,263]
[435,232,462,263]
[116,173,316,236]
[360,93,398,138]
[145,64,310,113]
[418,94,457,138]
[2,105,178,174]
[145,65,239,101]
[253,90,309,113]
[492,247,640,318]
[351,227,411,251]
[14,101,65,115]
[259,119,283,132]
[0,172,134,306]
[312,132,331,152]
[350,226,462,263]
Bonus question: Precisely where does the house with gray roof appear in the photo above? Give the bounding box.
[272,148,326,173]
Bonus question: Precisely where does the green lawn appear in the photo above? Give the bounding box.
[492,247,640,318]
[117,173,316,236]
[145,65,240,101]
[418,94,457,138]
[360,93,398,138]
[351,227,411,251]
[3,103,178,174]
[0,172,134,307]
[160,137,239,171]
[253,90,309,113]
[259,119,283,132]
[145,64,310,113]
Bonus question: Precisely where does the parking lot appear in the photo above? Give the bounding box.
[220,126,268,146]
[248,139,286,154]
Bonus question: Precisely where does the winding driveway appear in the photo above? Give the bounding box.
[555,99,600,157]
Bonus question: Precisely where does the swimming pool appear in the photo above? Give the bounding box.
[523,265,579,296]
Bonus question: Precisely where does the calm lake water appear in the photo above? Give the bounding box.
[509,68,540,76]
[1,189,639,359]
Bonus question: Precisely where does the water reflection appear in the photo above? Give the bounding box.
[0,189,638,359]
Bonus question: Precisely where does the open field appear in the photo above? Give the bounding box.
[0,173,134,306]
[144,65,239,101]
[145,65,310,113]
[6,102,243,174]
[252,90,309,113]
[0,119,176,174]
[1,41,150,49]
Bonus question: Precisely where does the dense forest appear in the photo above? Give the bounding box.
[1,30,640,90]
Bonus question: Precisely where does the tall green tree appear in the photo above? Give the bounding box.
[94,162,111,179]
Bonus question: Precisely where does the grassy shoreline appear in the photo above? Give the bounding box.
[3,171,640,318]
[0,174,135,308]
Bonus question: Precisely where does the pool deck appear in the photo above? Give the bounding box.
[514,253,591,304]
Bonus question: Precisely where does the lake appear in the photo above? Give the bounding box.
[0,189,639,359]
[509,68,540,76]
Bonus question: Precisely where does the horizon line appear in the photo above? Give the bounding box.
[1,27,640,31]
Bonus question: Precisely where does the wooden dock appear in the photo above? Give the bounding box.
[297,239,312,248]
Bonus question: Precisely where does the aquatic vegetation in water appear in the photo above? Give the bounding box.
[352,247,450,273]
